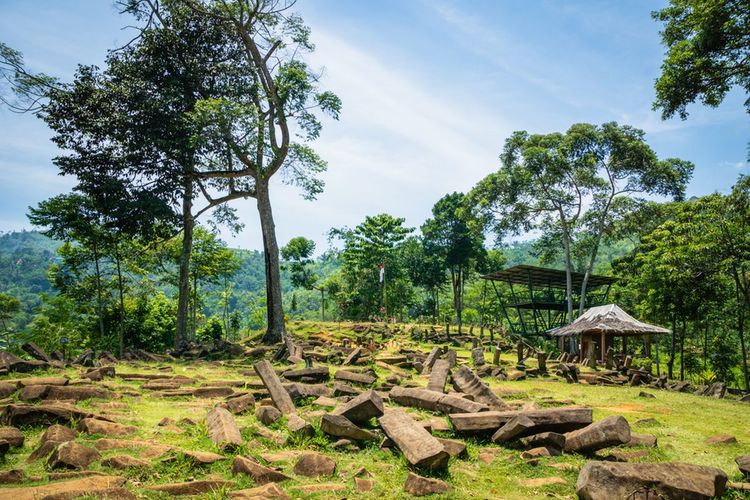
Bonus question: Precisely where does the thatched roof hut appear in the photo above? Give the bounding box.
[549,304,670,338]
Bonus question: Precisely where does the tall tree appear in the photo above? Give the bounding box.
[281,237,328,319]
[133,0,341,344]
[653,0,750,157]
[422,192,485,332]
[0,293,21,348]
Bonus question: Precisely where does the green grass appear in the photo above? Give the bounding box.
[1,320,749,498]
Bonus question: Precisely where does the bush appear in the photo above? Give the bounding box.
[197,317,223,342]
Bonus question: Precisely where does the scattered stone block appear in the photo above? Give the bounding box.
[254,360,296,415]
[0,469,25,484]
[451,407,593,434]
[564,416,631,453]
[281,367,329,382]
[332,389,384,424]
[286,414,314,438]
[232,456,291,484]
[403,472,452,496]
[378,409,449,470]
[427,359,451,393]
[147,480,234,495]
[624,433,657,447]
[737,455,750,477]
[0,426,23,447]
[230,483,291,499]
[256,405,282,425]
[356,477,374,492]
[0,475,126,499]
[436,437,467,458]
[334,369,376,385]
[706,434,737,445]
[101,455,150,469]
[222,393,256,414]
[491,415,536,443]
[520,477,567,487]
[575,461,728,500]
[206,407,242,451]
[452,365,510,410]
[293,452,336,477]
[321,413,378,441]
[78,418,136,437]
[520,432,566,450]
[48,441,101,470]
[390,386,489,414]
[520,446,561,459]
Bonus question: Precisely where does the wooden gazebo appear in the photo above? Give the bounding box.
[548,304,670,362]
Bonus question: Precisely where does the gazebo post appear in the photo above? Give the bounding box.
[622,336,627,357]
[600,330,606,363]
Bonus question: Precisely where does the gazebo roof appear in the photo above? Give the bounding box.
[481,265,616,290]
[548,304,670,337]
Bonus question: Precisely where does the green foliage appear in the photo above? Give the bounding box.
[197,317,224,343]
[653,0,750,158]
[281,237,318,290]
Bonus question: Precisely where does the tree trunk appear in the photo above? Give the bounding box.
[257,180,285,344]
[192,274,198,340]
[561,226,574,324]
[114,244,126,359]
[175,181,194,349]
[679,318,686,381]
[737,284,749,391]
[668,314,676,379]
[92,244,105,341]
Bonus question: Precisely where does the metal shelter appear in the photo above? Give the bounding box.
[481,265,616,337]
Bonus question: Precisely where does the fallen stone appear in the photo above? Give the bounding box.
[294,483,346,494]
[436,437,467,458]
[282,367,329,382]
[93,438,172,459]
[491,415,536,443]
[192,386,235,398]
[147,480,234,495]
[737,455,750,477]
[0,469,24,484]
[624,433,657,447]
[15,376,68,387]
[286,414,314,438]
[285,382,331,400]
[42,424,77,445]
[232,455,291,484]
[312,396,338,407]
[378,409,449,470]
[206,407,242,451]
[638,391,656,399]
[0,426,23,447]
[48,441,101,469]
[84,366,116,381]
[390,386,489,415]
[222,393,256,414]
[44,385,113,401]
[332,382,361,396]
[452,365,510,410]
[21,341,51,362]
[520,432,566,450]
[0,474,125,499]
[172,450,225,466]
[256,405,282,425]
[331,389,384,424]
[520,446,562,459]
[706,434,737,445]
[78,418,136,437]
[451,407,593,433]
[343,347,362,366]
[230,483,291,499]
[575,461,728,500]
[293,452,336,477]
[403,472,452,496]
[356,477,374,492]
[427,359,451,393]
[564,416,630,453]
[334,369,376,385]
[607,449,650,462]
[0,382,16,398]
[254,360,296,415]
[321,413,378,441]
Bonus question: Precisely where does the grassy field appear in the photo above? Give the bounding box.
[1,320,749,499]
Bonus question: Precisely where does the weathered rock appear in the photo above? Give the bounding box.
[343,347,362,366]
[206,407,242,451]
[92,438,172,458]
[436,437,467,458]
[706,434,737,445]
[293,452,336,477]
[450,407,593,433]
[41,425,77,446]
[147,480,234,495]
[48,441,101,469]
[0,426,24,447]
[84,366,116,381]
[284,382,331,400]
[282,367,329,382]
[564,416,630,453]
[232,455,291,484]
[520,446,561,459]
[331,389,384,424]
[256,405,282,425]
[321,413,378,441]
[491,415,536,443]
[21,341,51,362]
[356,477,375,492]
[254,360,296,415]
[0,382,16,398]
[520,431,566,450]
[378,409,449,470]
[332,382,361,396]
[427,359,451,393]
[286,414,314,438]
[520,477,567,487]
[421,347,441,374]
[0,475,126,499]
[222,393,256,414]
[192,386,235,398]
[389,386,489,415]
[0,469,24,484]
[451,365,509,410]
[78,418,137,437]
[44,385,113,401]
[334,369,376,385]
[403,472,452,496]
[16,376,68,387]
[575,461,728,500]
[231,483,291,499]
[172,450,225,466]
[101,455,150,469]
[0,351,48,372]
[737,455,750,477]
[624,433,657,447]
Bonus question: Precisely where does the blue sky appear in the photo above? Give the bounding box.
[1,0,748,252]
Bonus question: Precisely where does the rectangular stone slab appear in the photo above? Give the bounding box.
[334,370,375,385]
[427,359,451,393]
[254,360,296,415]
[378,409,449,469]
[451,365,509,410]
[206,407,242,451]
[421,347,441,374]
[450,407,593,433]
[389,386,488,414]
